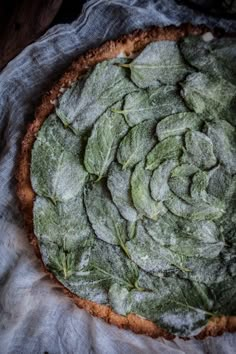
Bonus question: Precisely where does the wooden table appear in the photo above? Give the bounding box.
[0,0,86,71]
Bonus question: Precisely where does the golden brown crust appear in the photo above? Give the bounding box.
[16,24,236,339]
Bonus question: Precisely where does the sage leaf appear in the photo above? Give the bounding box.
[55,74,88,128]
[84,103,128,180]
[126,221,189,273]
[207,165,232,200]
[180,35,236,85]
[84,181,129,256]
[117,275,214,336]
[146,136,183,171]
[122,41,191,87]
[191,170,208,200]
[205,120,236,174]
[31,138,87,203]
[56,60,137,134]
[34,195,93,251]
[39,114,84,156]
[107,162,138,222]
[68,241,139,304]
[116,85,187,126]
[131,162,167,220]
[150,160,177,201]
[117,120,157,169]
[181,72,236,126]
[169,164,198,202]
[164,193,225,221]
[126,221,192,275]
[144,216,223,259]
[183,256,229,285]
[108,284,132,315]
[153,280,214,336]
[212,277,236,315]
[156,112,202,141]
[182,131,217,170]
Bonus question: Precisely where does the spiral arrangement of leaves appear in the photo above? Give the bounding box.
[31,34,236,336]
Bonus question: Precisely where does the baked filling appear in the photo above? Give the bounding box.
[30,34,236,337]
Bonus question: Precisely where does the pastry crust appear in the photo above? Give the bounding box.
[16,24,236,339]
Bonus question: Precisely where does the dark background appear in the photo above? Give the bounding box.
[1,0,236,71]
[0,0,86,71]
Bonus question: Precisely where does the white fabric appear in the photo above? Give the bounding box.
[0,1,236,353]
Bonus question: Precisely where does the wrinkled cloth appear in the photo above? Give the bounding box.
[0,1,236,353]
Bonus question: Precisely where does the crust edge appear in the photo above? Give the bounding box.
[16,24,236,340]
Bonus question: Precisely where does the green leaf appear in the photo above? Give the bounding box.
[55,74,88,128]
[146,136,183,171]
[207,165,233,200]
[84,181,129,256]
[180,72,236,126]
[84,103,128,180]
[31,138,87,203]
[164,193,225,221]
[108,284,132,315]
[156,112,202,141]
[114,85,187,126]
[180,35,236,85]
[204,120,236,174]
[131,162,167,220]
[144,215,223,259]
[181,254,229,285]
[150,160,177,201]
[191,170,208,200]
[34,195,93,251]
[126,221,189,273]
[69,240,140,304]
[49,247,76,280]
[117,120,157,169]
[107,162,138,222]
[211,277,236,315]
[56,60,137,134]
[112,275,214,336]
[182,131,217,170]
[38,113,84,156]
[121,41,191,87]
[152,280,214,336]
[168,163,199,202]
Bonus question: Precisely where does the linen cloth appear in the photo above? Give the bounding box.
[1,1,236,353]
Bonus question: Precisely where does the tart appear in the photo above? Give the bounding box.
[17,25,236,339]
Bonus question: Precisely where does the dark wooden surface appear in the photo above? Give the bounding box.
[0,0,86,71]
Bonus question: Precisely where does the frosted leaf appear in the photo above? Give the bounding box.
[31,138,87,203]
[182,131,217,170]
[84,181,129,256]
[84,102,128,180]
[131,162,167,220]
[181,72,236,126]
[56,60,137,134]
[122,41,191,88]
[34,195,93,251]
[205,120,236,174]
[117,120,157,170]
[107,162,138,222]
[156,112,202,141]
[146,136,183,171]
[180,35,236,85]
[117,85,187,126]
[150,160,177,201]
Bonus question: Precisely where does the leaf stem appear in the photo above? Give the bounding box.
[118,63,132,69]
[173,301,216,317]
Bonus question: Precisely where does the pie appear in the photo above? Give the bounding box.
[16,24,236,339]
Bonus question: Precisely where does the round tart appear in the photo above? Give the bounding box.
[17,25,236,339]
